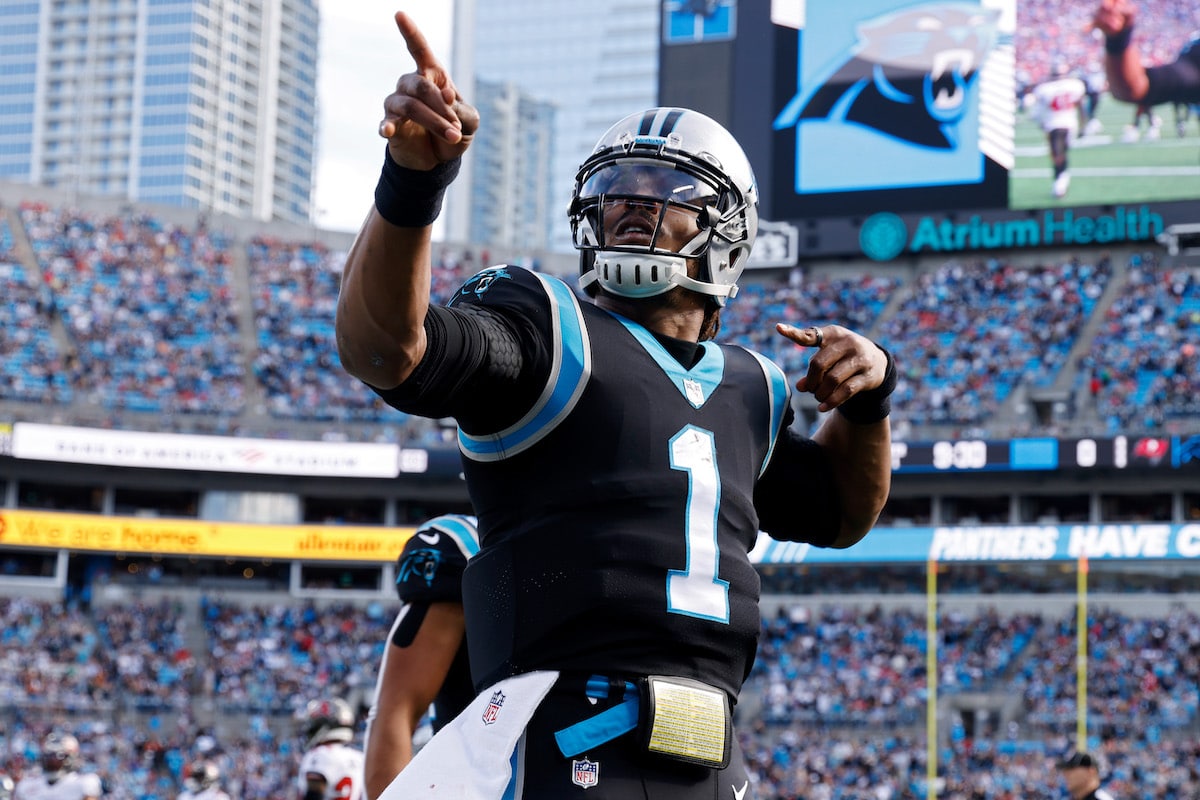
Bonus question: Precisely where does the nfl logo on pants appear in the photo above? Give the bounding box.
[572,758,599,789]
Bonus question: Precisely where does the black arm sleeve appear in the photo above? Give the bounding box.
[371,303,546,432]
[1145,43,1200,106]
[754,427,842,547]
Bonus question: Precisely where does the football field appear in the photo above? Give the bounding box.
[1010,98,1200,209]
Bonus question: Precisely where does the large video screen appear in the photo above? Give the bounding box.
[723,0,1200,225]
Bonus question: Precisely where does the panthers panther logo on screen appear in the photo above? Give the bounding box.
[774,1,1006,194]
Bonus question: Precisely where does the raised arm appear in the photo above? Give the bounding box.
[335,12,479,390]
[1092,0,1150,103]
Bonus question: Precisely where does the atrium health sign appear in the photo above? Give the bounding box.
[859,206,1164,261]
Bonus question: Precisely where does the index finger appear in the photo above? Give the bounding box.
[396,12,442,73]
[395,12,456,104]
[776,323,824,348]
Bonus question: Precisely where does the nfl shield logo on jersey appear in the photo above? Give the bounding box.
[482,689,505,725]
[571,758,599,789]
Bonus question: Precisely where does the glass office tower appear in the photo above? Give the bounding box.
[0,0,319,224]
[450,0,659,252]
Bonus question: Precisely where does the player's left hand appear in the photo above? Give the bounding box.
[777,323,889,413]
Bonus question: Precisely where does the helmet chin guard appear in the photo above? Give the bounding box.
[571,107,758,308]
[579,250,738,301]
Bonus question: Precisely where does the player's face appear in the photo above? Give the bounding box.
[583,163,716,254]
[1060,766,1091,795]
[43,752,70,772]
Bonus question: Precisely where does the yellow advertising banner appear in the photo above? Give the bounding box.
[0,509,415,562]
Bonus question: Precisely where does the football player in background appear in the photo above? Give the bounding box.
[1081,61,1108,135]
[362,514,479,799]
[296,698,364,800]
[1121,102,1163,143]
[1093,0,1200,106]
[1172,101,1194,137]
[12,733,102,800]
[1056,750,1118,800]
[176,760,229,800]
[1030,62,1088,198]
[335,12,892,799]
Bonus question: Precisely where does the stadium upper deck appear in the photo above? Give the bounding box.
[1,181,1198,446]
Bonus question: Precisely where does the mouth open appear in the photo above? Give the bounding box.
[611,211,658,245]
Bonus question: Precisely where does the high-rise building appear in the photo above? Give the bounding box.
[449,0,659,253]
[468,81,556,251]
[0,0,319,224]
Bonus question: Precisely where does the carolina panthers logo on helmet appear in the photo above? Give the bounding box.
[397,548,442,586]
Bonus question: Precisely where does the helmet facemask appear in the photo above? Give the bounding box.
[301,698,356,750]
[184,761,219,792]
[41,734,80,783]
[571,109,758,308]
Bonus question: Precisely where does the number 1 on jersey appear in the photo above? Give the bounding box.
[666,425,730,623]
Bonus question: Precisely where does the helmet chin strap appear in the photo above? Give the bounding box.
[580,250,738,304]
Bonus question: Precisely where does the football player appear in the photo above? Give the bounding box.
[1030,62,1088,197]
[13,733,102,800]
[296,698,364,800]
[336,13,892,799]
[176,760,229,800]
[1093,1,1200,105]
[363,514,479,798]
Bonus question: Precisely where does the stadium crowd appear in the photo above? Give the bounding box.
[3,200,1199,443]
[876,255,1112,431]
[2,592,1198,799]
[1079,252,1200,432]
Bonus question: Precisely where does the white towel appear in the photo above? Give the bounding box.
[377,670,559,799]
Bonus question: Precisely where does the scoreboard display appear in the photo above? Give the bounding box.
[891,434,1200,474]
[657,0,1200,261]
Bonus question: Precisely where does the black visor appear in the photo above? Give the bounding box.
[581,163,718,205]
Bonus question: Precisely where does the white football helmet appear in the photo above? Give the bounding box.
[183,760,220,792]
[301,697,356,749]
[570,107,759,307]
[41,733,81,783]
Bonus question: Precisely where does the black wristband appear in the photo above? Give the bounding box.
[1105,25,1133,55]
[374,147,461,228]
[837,345,896,425]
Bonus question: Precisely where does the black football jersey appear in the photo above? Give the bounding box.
[441,267,791,699]
[394,514,479,729]
[1147,34,1200,105]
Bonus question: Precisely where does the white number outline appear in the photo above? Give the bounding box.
[666,425,730,623]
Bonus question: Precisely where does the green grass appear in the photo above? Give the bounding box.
[1009,99,1200,208]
